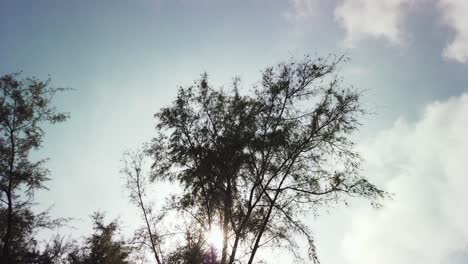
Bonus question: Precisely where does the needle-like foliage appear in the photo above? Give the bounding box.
[144,55,386,264]
[0,73,69,263]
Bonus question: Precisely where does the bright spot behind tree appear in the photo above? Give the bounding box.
[207,227,223,250]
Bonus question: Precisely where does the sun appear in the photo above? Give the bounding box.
[206,226,224,250]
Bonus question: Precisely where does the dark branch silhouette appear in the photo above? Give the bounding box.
[0,73,70,263]
[133,54,388,264]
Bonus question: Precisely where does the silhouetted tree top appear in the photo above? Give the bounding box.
[67,212,132,264]
[0,73,70,263]
[130,55,387,264]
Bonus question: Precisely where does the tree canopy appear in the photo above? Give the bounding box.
[0,73,69,263]
[66,213,132,264]
[125,55,387,264]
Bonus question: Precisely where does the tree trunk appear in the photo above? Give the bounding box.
[2,186,13,263]
[3,130,16,264]
[247,195,276,264]
[221,181,231,264]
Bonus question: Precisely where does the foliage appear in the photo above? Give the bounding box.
[66,212,132,264]
[0,73,69,263]
[122,150,165,264]
[166,230,215,264]
[142,55,386,264]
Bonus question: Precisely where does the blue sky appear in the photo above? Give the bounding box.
[2,0,468,263]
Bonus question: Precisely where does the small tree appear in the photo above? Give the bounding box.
[122,150,164,264]
[122,149,221,264]
[166,229,212,264]
[67,212,132,264]
[0,73,69,263]
[22,235,74,264]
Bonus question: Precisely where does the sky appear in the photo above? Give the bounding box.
[1,0,468,263]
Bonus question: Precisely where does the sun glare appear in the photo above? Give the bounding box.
[207,227,224,249]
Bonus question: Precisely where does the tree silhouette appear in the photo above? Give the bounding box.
[0,73,69,263]
[125,55,387,263]
[122,150,164,264]
[67,212,132,264]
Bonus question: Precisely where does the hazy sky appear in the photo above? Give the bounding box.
[2,0,468,263]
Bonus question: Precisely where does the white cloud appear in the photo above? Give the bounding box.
[284,0,468,62]
[334,0,410,46]
[438,0,468,63]
[340,93,468,264]
[284,0,320,23]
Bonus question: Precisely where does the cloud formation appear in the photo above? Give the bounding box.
[438,0,468,63]
[284,0,319,24]
[285,0,468,62]
[341,93,468,264]
[334,0,408,46]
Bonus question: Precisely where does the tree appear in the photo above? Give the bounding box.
[0,73,69,263]
[15,213,134,264]
[127,55,386,263]
[122,149,221,264]
[21,235,74,264]
[67,212,133,264]
[166,229,214,264]
[122,150,164,264]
